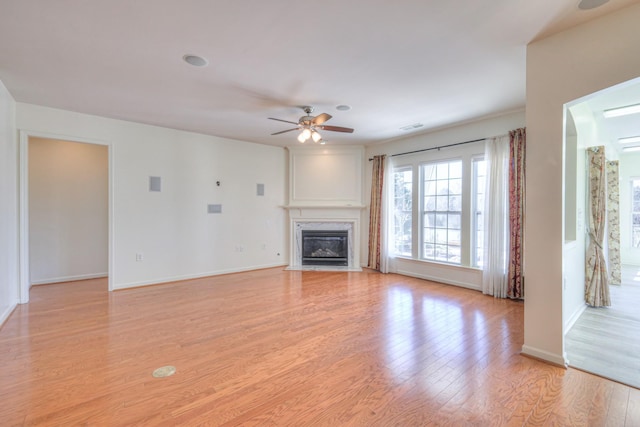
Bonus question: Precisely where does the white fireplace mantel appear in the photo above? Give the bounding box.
[284,146,366,271]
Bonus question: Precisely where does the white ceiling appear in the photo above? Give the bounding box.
[1,0,639,147]
[583,80,640,154]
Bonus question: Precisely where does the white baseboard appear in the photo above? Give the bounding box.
[564,303,587,333]
[0,303,18,327]
[113,263,288,290]
[31,272,108,285]
[395,269,481,291]
[521,344,568,367]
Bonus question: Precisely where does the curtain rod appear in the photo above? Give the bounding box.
[368,137,487,161]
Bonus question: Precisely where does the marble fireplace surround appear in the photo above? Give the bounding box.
[285,207,363,271]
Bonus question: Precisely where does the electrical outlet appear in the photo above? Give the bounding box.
[136,253,144,262]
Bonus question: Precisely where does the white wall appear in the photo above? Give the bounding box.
[17,103,288,290]
[28,138,108,284]
[365,110,525,289]
[0,80,18,324]
[287,145,365,207]
[620,152,640,266]
[525,2,640,365]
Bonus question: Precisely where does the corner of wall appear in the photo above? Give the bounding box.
[521,345,568,368]
[0,79,20,322]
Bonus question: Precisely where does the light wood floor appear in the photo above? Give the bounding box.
[1,268,639,426]
[566,266,640,390]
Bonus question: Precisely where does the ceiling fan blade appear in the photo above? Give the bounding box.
[271,128,299,135]
[268,117,299,125]
[312,113,332,125]
[320,125,354,133]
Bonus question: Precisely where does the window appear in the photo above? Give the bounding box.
[472,158,486,267]
[633,178,640,248]
[421,160,462,264]
[389,150,487,269]
[392,167,412,256]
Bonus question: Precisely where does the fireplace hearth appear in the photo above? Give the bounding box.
[301,230,348,266]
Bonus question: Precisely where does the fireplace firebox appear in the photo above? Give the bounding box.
[301,230,348,266]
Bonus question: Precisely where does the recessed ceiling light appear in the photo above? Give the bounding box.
[183,54,208,67]
[336,105,351,111]
[619,136,640,144]
[578,0,609,10]
[603,103,640,118]
[622,146,640,152]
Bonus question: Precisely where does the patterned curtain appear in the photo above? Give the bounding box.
[585,147,610,307]
[507,128,525,299]
[607,161,621,285]
[368,155,386,271]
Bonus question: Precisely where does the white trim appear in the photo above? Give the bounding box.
[563,303,587,333]
[631,177,640,252]
[113,263,287,290]
[18,130,114,303]
[107,142,114,292]
[282,205,367,209]
[521,344,568,367]
[0,303,17,327]
[31,273,108,286]
[395,269,481,291]
[18,132,29,303]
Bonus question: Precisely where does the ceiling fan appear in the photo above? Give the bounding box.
[268,106,354,143]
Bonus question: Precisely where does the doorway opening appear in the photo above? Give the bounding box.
[19,132,112,303]
[563,76,640,388]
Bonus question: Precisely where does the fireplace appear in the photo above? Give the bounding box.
[301,230,348,266]
[287,217,361,271]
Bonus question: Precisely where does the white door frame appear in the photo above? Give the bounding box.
[18,130,114,303]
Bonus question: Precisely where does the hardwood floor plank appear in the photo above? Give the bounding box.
[0,268,637,425]
[602,381,630,427]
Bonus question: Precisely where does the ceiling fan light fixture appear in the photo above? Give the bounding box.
[298,128,311,143]
[268,106,354,142]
